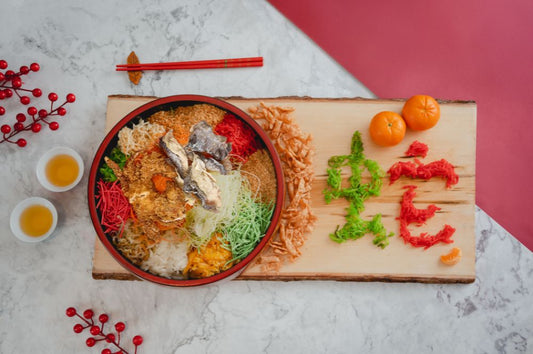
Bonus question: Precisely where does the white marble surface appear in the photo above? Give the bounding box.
[1,1,531,353]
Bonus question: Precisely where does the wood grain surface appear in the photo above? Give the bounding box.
[92,95,476,283]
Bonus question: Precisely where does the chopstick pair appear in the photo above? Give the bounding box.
[116,56,263,71]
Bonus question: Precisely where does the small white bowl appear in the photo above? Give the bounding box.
[36,146,84,192]
[10,197,58,243]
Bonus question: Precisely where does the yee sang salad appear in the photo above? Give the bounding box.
[95,104,278,279]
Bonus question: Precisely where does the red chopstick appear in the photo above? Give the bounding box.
[116,56,263,71]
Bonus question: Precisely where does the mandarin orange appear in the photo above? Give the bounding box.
[401,95,440,131]
[440,247,462,265]
[369,111,406,146]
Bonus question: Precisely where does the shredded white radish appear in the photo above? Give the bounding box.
[118,119,166,156]
[140,240,189,278]
[187,171,243,248]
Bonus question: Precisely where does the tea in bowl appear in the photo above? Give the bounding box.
[10,197,58,242]
[36,146,84,192]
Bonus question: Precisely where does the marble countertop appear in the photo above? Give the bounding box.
[1,1,531,353]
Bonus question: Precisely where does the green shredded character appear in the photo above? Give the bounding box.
[323,131,394,248]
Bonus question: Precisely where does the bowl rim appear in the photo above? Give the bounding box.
[88,94,285,287]
[36,146,84,192]
[10,196,58,243]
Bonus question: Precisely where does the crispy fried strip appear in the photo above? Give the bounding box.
[248,103,317,272]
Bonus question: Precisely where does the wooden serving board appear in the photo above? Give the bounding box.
[92,95,476,283]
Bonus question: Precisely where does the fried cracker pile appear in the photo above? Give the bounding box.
[248,103,317,272]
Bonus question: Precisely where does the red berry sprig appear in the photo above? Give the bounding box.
[0,59,76,147]
[66,307,143,354]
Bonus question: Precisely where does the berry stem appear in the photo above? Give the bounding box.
[75,313,93,326]
[0,85,32,93]
[1,132,16,144]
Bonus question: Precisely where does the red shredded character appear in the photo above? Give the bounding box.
[388,161,418,184]
[398,185,440,225]
[399,221,456,249]
[416,159,459,188]
[405,140,429,158]
[397,185,455,249]
[387,158,459,188]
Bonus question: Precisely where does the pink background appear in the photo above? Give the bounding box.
[268,0,533,251]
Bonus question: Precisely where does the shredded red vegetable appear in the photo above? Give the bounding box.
[388,158,459,188]
[397,185,455,249]
[399,185,440,225]
[416,159,459,187]
[96,180,131,237]
[388,161,418,183]
[405,140,429,158]
[399,221,455,249]
[215,113,260,162]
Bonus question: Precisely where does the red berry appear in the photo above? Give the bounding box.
[66,93,76,103]
[12,78,22,88]
[101,349,112,354]
[99,314,109,323]
[17,138,27,147]
[0,73,4,81]
[4,89,12,98]
[14,122,24,131]
[0,106,5,115]
[48,92,58,102]
[38,109,48,118]
[0,60,7,69]
[20,66,30,74]
[27,106,37,116]
[30,63,40,72]
[57,107,67,116]
[105,333,116,343]
[20,96,30,105]
[114,322,125,332]
[1,124,10,134]
[73,324,84,333]
[132,335,143,346]
[16,113,26,122]
[86,337,96,347]
[32,123,41,133]
[83,309,94,319]
[0,91,5,99]
[66,307,77,317]
[5,70,15,78]
[90,325,101,335]
[32,88,42,97]
[49,121,59,130]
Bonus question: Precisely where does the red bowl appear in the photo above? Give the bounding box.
[88,95,284,286]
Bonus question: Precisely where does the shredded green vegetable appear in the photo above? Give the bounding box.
[99,165,117,182]
[110,147,128,168]
[221,185,273,262]
[99,147,128,182]
[323,131,394,248]
[187,171,273,260]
